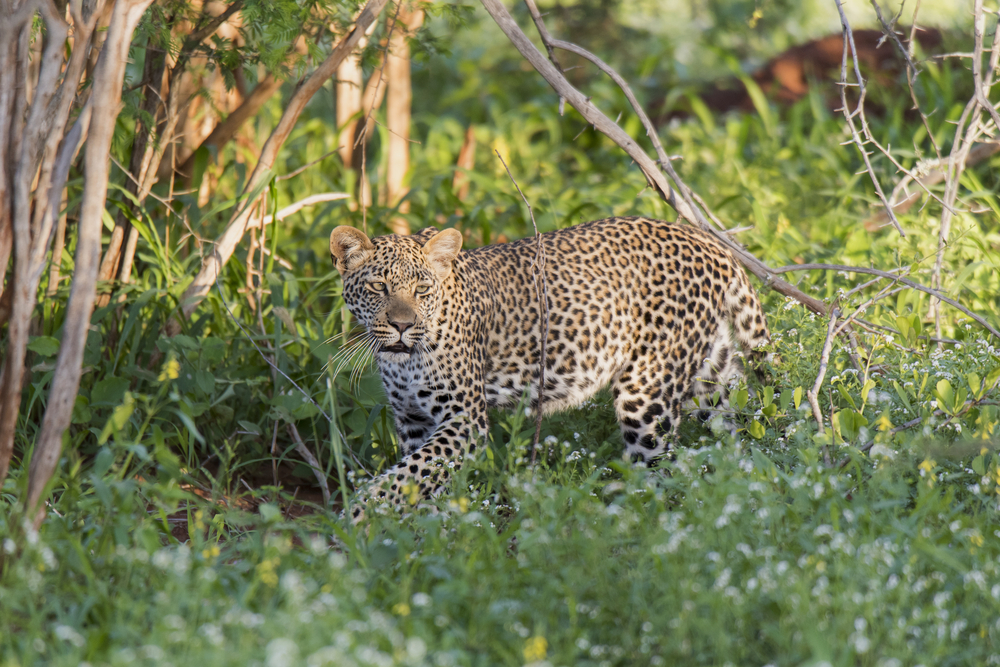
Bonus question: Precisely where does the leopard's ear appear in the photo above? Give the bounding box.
[422,228,463,280]
[330,226,374,273]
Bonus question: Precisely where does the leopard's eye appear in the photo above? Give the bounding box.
[369,281,386,293]
[415,284,431,295]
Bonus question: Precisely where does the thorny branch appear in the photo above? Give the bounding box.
[834,0,906,236]
[495,150,549,461]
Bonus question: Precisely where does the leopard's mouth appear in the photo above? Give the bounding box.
[380,342,414,355]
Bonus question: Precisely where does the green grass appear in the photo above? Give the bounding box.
[4,13,1000,667]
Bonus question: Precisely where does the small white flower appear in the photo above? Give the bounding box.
[266,638,300,667]
[54,625,85,647]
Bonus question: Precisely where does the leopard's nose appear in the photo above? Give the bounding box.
[389,317,414,334]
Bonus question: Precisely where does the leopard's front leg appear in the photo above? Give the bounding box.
[349,405,488,523]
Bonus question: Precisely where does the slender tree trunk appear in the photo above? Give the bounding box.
[453,124,476,201]
[26,0,156,522]
[337,49,365,168]
[385,3,424,234]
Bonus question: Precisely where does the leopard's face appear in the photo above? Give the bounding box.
[330,226,463,360]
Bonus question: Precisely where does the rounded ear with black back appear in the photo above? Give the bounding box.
[422,228,463,280]
[330,226,374,274]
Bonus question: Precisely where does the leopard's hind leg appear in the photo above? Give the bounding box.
[688,325,742,424]
[612,333,713,463]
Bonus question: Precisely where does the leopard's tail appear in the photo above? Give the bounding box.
[723,267,771,372]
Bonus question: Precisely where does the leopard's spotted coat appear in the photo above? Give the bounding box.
[330,216,770,519]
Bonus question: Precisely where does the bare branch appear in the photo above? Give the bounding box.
[773,263,1000,342]
[833,0,906,236]
[809,309,841,435]
[973,0,1000,132]
[479,0,829,318]
[288,423,331,507]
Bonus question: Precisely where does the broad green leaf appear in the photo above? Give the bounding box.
[748,420,765,439]
[91,377,130,407]
[238,420,261,436]
[837,384,857,411]
[734,389,749,411]
[27,336,60,357]
[99,393,135,444]
[968,372,982,398]
[793,386,803,410]
[935,379,954,411]
[861,379,876,405]
[762,386,774,407]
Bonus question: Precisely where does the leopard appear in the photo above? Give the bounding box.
[329,216,770,521]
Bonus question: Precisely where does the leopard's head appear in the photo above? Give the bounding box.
[329,226,462,359]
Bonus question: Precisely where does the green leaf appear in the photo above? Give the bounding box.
[238,420,262,436]
[861,379,876,405]
[986,367,1000,393]
[92,447,115,478]
[172,408,205,445]
[793,386,803,410]
[968,373,982,398]
[99,393,135,444]
[173,335,200,350]
[892,381,913,414]
[762,386,774,407]
[734,389,748,411]
[748,420,765,439]
[71,395,92,425]
[28,336,60,357]
[972,454,986,477]
[91,377,130,406]
[259,503,282,524]
[837,385,857,411]
[195,370,215,395]
[836,409,868,441]
[935,379,954,411]
[738,74,774,137]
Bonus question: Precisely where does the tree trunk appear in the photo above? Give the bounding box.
[385,3,424,234]
[337,49,365,169]
[26,0,156,521]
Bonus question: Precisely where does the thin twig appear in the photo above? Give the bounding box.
[288,423,332,507]
[904,1,942,158]
[495,150,549,460]
[772,263,1000,342]
[834,0,905,237]
[853,317,960,345]
[834,284,906,338]
[809,309,841,435]
[277,148,340,181]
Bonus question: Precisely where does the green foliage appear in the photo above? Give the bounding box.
[3,2,1000,665]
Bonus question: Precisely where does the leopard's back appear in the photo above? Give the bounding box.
[463,216,770,456]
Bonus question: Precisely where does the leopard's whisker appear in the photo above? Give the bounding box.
[349,337,379,390]
[331,336,372,379]
[324,332,374,374]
